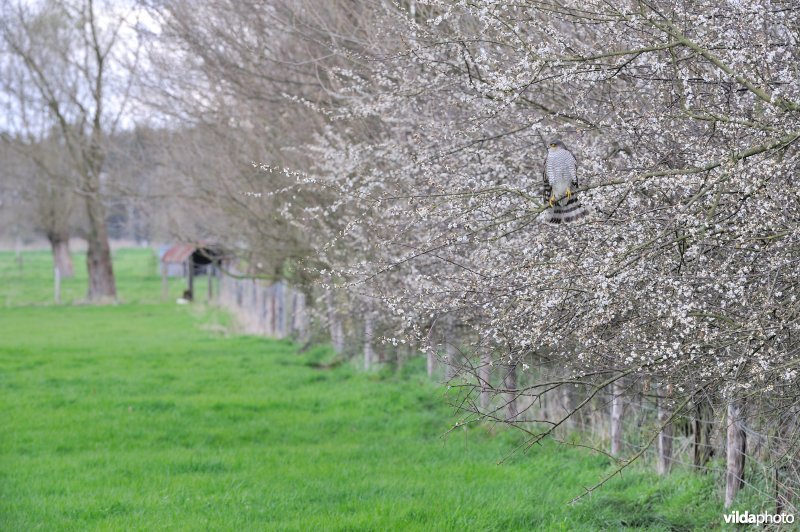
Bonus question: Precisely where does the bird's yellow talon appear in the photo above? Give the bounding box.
[566,188,572,199]
[549,195,556,207]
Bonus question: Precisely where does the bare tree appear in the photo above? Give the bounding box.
[1,0,138,300]
[0,135,81,278]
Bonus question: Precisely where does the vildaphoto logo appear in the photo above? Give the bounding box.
[723,511,794,525]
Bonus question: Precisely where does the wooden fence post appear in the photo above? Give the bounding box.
[325,278,345,353]
[610,380,624,457]
[161,262,168,300]
[561,383,575,431]
[261,286,275,336]
[479,352,491,411]
[364,310,375,370]
[292,291,310,344]
[725,400,746,508]
[426,346,435,378]
[54,266,61,304]
[504,363,518,421]
[277,283,284,337]
[693,396,715,468]
[657,384,673,475]
[207,264,213,302]
[444,341,457,381]
[187,258,194,299]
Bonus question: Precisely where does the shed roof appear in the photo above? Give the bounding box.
[161,244,196,264]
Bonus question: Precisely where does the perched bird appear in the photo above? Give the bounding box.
[543,139,588,224]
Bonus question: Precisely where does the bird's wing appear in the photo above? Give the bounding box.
[542,155,552,204]
[568,150,579,190]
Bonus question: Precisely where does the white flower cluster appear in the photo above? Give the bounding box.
[286,0,800,431]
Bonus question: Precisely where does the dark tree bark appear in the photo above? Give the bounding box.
[693,397,715,468]
[84,178,116,300]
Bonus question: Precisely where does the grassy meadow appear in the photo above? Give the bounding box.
[0,248,728,530]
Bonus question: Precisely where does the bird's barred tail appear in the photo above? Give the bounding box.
[547,196,588,224]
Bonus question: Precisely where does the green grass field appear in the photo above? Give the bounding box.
[0,247,187,306]
[0,249,726,530]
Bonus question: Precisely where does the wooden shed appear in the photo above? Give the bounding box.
[160,244,223,301]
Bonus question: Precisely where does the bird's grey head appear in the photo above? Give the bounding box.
[548,139,567,150]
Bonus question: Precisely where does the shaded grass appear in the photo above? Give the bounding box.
[0,250,727,530]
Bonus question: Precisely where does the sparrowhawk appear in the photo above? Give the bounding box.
[542,139,587,224]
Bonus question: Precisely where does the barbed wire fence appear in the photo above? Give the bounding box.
[440,345,800,515]
[217,269,310,343]
[214,268,796,514]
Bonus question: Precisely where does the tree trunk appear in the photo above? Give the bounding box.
[657,384,673,475]
[725,400,746,508]
[426,346,435,378]
[84,190,116,301]
[479,352,491,411]
[610,380,624,457]
[49,236,74,278]
[504,364,518,421]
